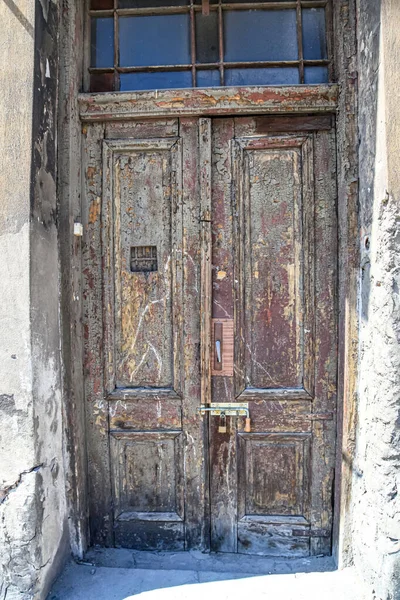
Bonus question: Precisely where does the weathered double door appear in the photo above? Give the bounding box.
[83,115,337,556]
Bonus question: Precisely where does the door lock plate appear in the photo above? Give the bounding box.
[211,319,234,376]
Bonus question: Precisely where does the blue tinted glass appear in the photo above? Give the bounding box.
[302,8,327,60]
[120,71,192,91]
[197,70,221,87]
[224,10,298,62]
[120,0,187,6]
[304,66,328,84]
[91,18,114,68]
[195,12,219,63]
[225,0,290,2]
[225,67,299,86]
[119,15,190,67]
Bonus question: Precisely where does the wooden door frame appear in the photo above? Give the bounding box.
[58,0,358,566]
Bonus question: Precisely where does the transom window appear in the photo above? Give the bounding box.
[88,0,332,92]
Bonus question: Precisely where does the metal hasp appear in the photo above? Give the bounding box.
[198,402,249,417]
[198,403,251,432]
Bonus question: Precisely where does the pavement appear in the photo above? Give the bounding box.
[49,549,368,600]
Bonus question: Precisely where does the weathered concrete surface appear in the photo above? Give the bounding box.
[353,0,400,598]
[0,1,68,598]
[49,551,366,600]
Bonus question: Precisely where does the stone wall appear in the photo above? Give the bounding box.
[0,1,68,598]
[353,0,400,598]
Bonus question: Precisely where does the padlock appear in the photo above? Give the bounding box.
[218,412,227,434]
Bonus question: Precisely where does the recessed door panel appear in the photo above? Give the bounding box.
[233,136,314,396]
[110,431,184,549]
[237,432,312,557]
[238,433,310,517]
[102,138,181,391]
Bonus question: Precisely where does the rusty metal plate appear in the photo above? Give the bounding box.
[211,318,234,376]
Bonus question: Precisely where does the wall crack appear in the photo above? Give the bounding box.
[0,464,44,505]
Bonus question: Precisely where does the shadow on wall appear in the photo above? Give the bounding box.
[2,0,34,37]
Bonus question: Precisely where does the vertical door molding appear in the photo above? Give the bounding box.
[180,118,209,549]
[199,118,212,406]
[82,121,114,546]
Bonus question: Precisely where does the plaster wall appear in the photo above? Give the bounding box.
[0,1,68,598]
[354,0,400,598]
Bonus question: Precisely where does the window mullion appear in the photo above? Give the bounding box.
[190,1,197,87]
[218,0,224,86]
[114,0,119,90]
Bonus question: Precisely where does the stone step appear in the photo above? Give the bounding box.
[84,547,336,575]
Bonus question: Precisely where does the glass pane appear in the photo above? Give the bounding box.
[119,15,190,67]
[119,0,188,7]
[196,0,291,2]
[91,18,114,68]
[302,8,327,60]
[90,72,115,92]
[224,10,298,62]
[91,0,113,9]
[120,70,192,91]
[197,69,220,87]
[304,66,328,84]
[225,67,299,86]
[195,12,219,63]
[225,0,291,2]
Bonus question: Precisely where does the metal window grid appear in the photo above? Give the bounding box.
[87,0,333,92]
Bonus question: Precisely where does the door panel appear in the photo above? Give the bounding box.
[83,118,206,550]
[209,117,337,556]
[103,137,185,548]
[83,115,337,556]
[233,134,315,397]
[237,432,312,557]
[104,138,180,389]
[110,430,184,549]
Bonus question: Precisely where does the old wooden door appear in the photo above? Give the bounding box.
[83,115,337,556]
[83,118,207,551]
[208,115,337,556]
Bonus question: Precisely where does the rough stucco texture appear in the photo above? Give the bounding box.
[354,0,400,598]
[0,1,68,599]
